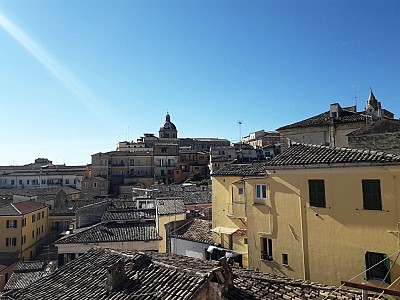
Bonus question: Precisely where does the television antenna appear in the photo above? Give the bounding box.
[353,85,358,108]
[238,120,243,143]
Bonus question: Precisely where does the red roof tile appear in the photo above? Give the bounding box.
[12,201,47,215]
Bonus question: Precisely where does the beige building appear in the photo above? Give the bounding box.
[213,143,400,288]
[277,90,395,148]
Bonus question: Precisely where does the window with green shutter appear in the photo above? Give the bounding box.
[365,251,390,283]
[362,180,382,210]
[308,180,326,208]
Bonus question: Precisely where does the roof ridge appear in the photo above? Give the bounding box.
[11,203,22,215]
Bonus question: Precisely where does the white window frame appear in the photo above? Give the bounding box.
[6,220,17,228]
[255,184,267,199]
[6,237,17,246]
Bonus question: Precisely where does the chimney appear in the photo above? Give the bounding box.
[105,259,127,293]
[329,103,341,119]
[212,257,234,295]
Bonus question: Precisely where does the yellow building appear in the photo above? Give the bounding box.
[216,142,400,288]
[211,164,268,268]
[157,198,186,253]
[0,201,49,261]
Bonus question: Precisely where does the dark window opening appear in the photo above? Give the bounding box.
[365,251,390,283]
[362,180,382,210]
[308,179,326,207]
[261,238,273,261]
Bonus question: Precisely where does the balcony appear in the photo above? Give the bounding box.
[261,251,273,261]
[112,163,125,167]
[227,200,246,219]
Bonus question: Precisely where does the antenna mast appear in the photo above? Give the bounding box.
[353,85,358,109]
[238,120,243,143]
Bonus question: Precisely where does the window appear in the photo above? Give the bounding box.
[6,220,17,228]
[6,238,17,247]
[32,215,36,222]
[41,179,46,185]
[32,230,35,238]
[365,252,390,283]
[84,182,88,189]
[19,180,22,185]
[282,253,289,265]
[362,180,382,210]
[22,235,26,245]
[244,238,248,244]
[65,179,69,184]
[22,218,26,227]
[255,184,266,199]
[238,188,244,195]
[161,147,167,153]
[11,180,14,185]
[261,238,273,261]
[37,213,41,220]
[308,180,326,207]
[26,180,30,185]
[6,237,17,246]
[93,182,97,188]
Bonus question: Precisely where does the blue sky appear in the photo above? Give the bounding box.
[1,1,399,166]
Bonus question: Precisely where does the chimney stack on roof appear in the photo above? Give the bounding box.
[105,259,127,293]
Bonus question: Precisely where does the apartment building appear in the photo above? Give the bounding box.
[0,158,85,190]
[212,143,400,288]
[0,201,49,261]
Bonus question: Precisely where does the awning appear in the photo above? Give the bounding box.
[211,226,238,234]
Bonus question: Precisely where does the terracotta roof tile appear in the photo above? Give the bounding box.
[157,198,186,215]
[12,201,47,214]
[101,209,157,222]
[3,261,57,292]
[55,221,161,244]
[172,219,213,244]
[2,248,374,300]
[267,143,400,166]
[0,201,46,216]
[277,109,368,131]
[212,163,267,177]
[347,119,400,136]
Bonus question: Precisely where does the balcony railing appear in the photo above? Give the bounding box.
[261,251,273,261]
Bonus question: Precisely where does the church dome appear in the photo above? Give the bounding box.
[160,113,177,131]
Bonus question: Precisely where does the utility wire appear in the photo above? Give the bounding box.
[322,250,400,300]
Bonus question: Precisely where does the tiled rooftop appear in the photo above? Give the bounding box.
[171,218,213,244]
[277,109,368,131]
[50,198,109,215]
[1,247,376,300]
[212,143,400,176]
[347,119,400,136]
[266,142,400,166]
[1,248,208,300]
[55,221,161,244]
[145,251,371,300]
[0,201,46,216]
[157,198,186,215]
[3,261,57,292]
[150,184,211,205]
[212,163,267,176]
[101,209,157,222]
